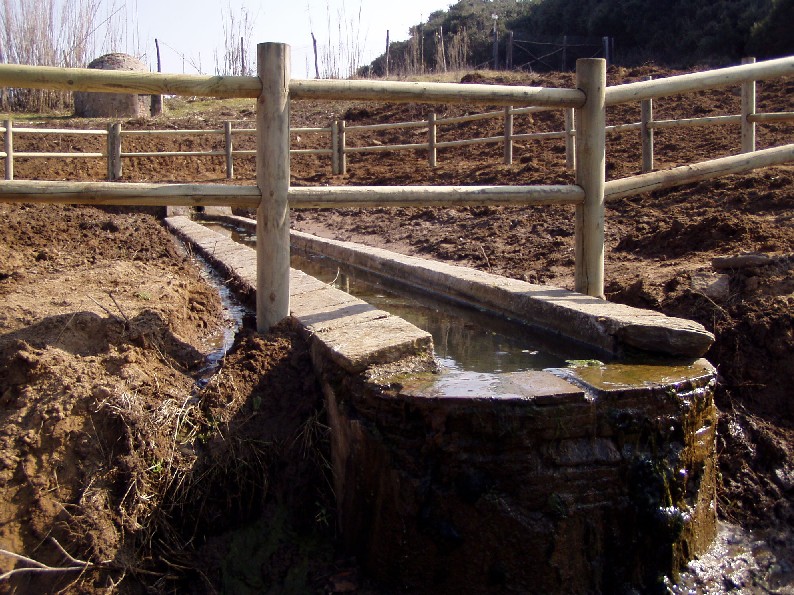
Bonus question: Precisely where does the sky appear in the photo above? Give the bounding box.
[115,0,453,78]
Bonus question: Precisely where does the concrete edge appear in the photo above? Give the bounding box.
[200,213,713,358]
[164,216,434,373]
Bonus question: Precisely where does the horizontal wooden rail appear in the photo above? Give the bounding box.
[346,120,427,132]
[0,180,261,206]
[605,122,641,133]
[345,142,427,153]
[288,184,584,208]
[0,179,584,209]
[436,136,503,149]
[292,127,332,133]
[748,111,794,123]
[0,63,261,98]
[605,143,794,201]
[605,56,794,106]
[512,130,569,141]
[120,129,225,136]
[14,152,104,158]
[291,148,333,155]
[289,79,586,108]
[120,150,226,157]
[651,115,742,130]
[13,127,107,135]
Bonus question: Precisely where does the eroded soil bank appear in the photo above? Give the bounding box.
[0,65,792,592]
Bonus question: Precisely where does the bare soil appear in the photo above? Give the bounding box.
[0,66,792,593]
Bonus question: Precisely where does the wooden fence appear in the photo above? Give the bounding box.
[0,46,792,333]
[4,57,791,181]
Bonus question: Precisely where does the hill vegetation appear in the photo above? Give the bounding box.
[365,0,794,75]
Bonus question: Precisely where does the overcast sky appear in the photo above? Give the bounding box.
[118,0,453,78]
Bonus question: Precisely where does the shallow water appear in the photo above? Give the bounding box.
[201,222,609,386]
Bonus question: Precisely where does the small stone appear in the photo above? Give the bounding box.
[712,253,771,270]
[691,272,731,301]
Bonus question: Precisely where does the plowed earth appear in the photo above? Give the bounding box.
[0,66,792,593]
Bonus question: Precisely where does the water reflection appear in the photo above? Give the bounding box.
[203,221,603,374]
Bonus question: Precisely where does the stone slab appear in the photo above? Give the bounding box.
[165,216,434,373]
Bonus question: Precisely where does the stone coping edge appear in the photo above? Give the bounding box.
[164,216,433,373]
[200,214,712,358]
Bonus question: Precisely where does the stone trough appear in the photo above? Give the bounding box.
[165,214,717,593]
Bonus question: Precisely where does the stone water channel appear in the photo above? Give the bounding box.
[168,213,736,593]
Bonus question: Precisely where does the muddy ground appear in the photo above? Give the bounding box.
[0,66,792,593]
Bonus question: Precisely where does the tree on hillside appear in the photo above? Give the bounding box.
[362,0,785,75]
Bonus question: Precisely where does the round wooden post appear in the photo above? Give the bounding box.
[574,58,606,298]
[564,107,575,170]
[503,106,513,165]
[338,119,347,175]
[331,120,339,174]
[4,119,13,181]
[640,76,654,172]
[428,113,437,167]
[256,42,291,332]
[224,121,234,179]
[107,122,122,181]
[741,57,756,154]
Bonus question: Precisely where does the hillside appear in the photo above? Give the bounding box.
[365,0,793,75]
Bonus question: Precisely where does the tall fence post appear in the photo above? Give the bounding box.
[564,108,575,170]
[256,42,291,332]
[107,122,122,181]
[641,76,654,173]
[4,119,13,181]
[224,121,234,179]
[428,112,437,167]
[741,57,756,153]
[503,107,513,165]
[574,58,606,298]
[338,119,347,175]
[331,120,339,174]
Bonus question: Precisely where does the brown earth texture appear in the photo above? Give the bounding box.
[0,66,792,593]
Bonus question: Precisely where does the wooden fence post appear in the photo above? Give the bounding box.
[564,108,575,170]
[256,42,291,332]
[741,57,756,153]
[428,113,437,167]
[4,119,13,181]
[503,106,513,165]
[331,120,339,174]
[107,122,122,181]
[574,58,606,298]
[224,121,234,179]
[641,76,654,172]
[338,119,347,175]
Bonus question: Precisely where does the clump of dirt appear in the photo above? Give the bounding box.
[0,204,336,593]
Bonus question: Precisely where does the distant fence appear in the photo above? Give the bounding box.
[505,34,612,72]
[0,47,792,333]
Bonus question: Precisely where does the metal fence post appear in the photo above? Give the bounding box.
[574,58,606,298]
[641,76,654,172]
[256,42,291,332]
[4,119,13,180]
[741,57,756,153]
